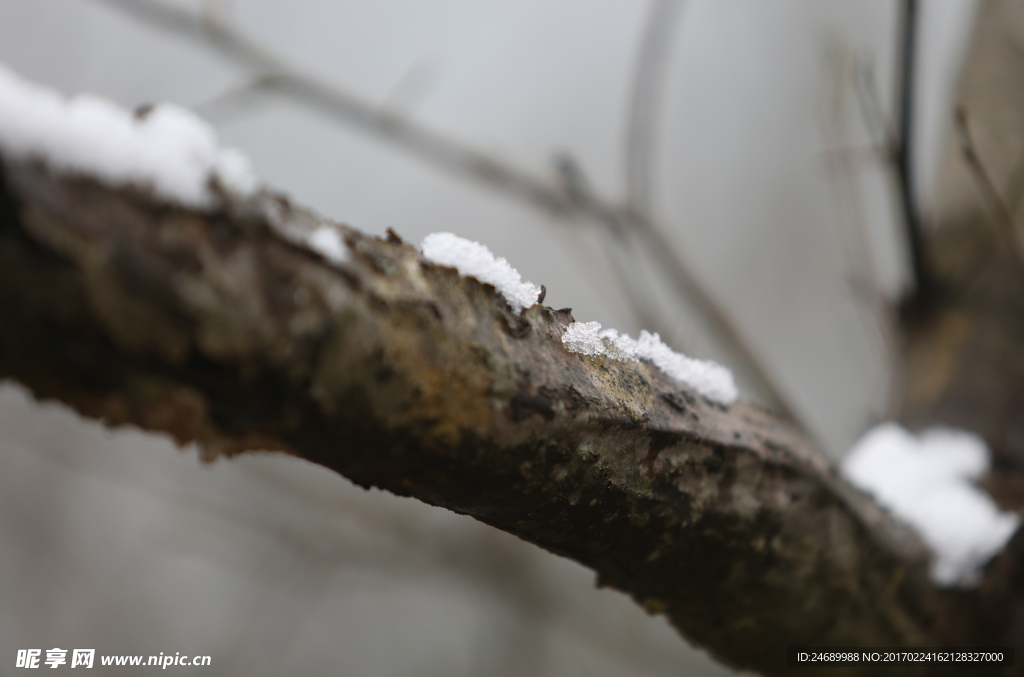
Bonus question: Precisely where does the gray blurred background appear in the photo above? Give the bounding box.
[0,0,980,674]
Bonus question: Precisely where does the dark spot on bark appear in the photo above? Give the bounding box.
[717,446,741,495]
[503,311,531,338]
[565,385,589,413]
[564,385,603,414]
[644,430,683,470]
[702,395,729,411]
[660,392,686,413]
[394,298,443,323]
[509,389,555,421]
[537,285,546,304]
[367,294,389,311]
[660,390,697,414]
[207,217,240,256]
[538,385,558,402]
[110,238,193,322]
[702,449,723,473]
[385,227,403,244]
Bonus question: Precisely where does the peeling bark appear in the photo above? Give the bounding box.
[0,154,1013,675]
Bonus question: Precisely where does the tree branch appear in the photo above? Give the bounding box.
[953,107,1024,297]
[88,0,809,431]
[0,144,1007,674]
[894,0,934,301]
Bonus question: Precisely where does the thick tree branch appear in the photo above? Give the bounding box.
[87,0,810,429]
[0,151,1008,675]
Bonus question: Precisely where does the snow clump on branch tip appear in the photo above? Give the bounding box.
[0,64,258,209]
[842,423,1020,588]
[307,226,350,266]
[421,232,542,314]
[562,321,739,405]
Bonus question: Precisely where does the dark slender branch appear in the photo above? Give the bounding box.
[894,0,934,299]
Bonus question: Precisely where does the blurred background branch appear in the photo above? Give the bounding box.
[954,106,1024,294]
[894,0,933,301]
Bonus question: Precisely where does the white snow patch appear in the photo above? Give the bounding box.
[420,232,541,313]
[417,231,736,403]
[561,321,738,405]
[843,423,1020,587]
[561,321,608,357]
[308,226,350,265]
[0,64,258,208]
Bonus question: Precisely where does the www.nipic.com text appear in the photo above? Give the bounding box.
[16,649,211,669]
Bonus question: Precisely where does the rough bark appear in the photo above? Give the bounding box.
[0,150,1013,676]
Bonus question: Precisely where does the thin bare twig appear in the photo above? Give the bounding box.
[818,43,899,415]
[624,0,686,216]
[626,211,806,425]
[89,0,806,429]
[200,0,233,28]
[191,74,277,123]
[619,0,803,424]
[553,153,665,334]
[92,0,572,216]
[954,107,1024,295]
[554,150,805,425]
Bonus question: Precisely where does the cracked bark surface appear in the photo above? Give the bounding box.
[3,151,1018,676]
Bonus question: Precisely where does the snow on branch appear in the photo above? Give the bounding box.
[421,232,541,314]
[0,66,1017,676]
[0,65,257,208]
[562,321,738,405]
[843,423,1019,587]
[421,233,738,403]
